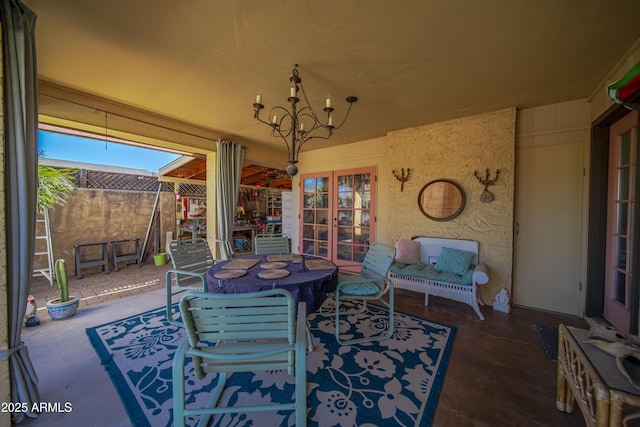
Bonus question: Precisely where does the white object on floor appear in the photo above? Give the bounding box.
[493,288,511,313]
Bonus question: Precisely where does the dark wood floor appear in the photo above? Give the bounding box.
[392,288,588,427]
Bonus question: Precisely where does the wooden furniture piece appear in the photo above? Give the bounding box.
[254,233,290,255]
[388,237,489,320]
[110,238,140,271]
[166,238,218,326]
[172,289,307,427]
[74,242,110,279]
[557,324,610,426]
[232,224,256,252]
[320,242,396,345]
[557,324,640,426]
[266,189,282,218]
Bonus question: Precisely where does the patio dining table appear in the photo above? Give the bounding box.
[205,254,338,313]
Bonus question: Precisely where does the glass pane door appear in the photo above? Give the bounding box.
[605,111,638,333]
[333,167,375,265]
[301,174,332,258]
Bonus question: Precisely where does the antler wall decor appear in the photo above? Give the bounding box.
[392,168,411,192]
[474,168,500,203]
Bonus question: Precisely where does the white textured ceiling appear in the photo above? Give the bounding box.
[23,0,640,154]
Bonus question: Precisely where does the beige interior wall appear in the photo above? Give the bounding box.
[0,22,10,427]
[385,109,516,302]
[514,99,590,316]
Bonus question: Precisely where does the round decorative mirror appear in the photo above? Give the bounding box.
[418,179,466,221]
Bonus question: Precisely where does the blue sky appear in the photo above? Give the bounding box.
[38,131,181,173]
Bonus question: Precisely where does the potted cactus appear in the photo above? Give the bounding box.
[45,259,80,320]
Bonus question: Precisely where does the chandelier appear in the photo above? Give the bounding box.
[253,64,358,177]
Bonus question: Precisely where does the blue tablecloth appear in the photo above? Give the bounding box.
[206,255,338,312]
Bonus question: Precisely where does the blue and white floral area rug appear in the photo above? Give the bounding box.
[86,304,456,427]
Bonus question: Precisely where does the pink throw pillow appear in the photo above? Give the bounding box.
[395,239,421,264]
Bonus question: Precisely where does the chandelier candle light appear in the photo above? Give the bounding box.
[253,64,358,177]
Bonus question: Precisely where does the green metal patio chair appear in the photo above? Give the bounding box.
[320,241,396,345]
[254,233,290,255]
[172,289,307,427]
[165,238,219,326]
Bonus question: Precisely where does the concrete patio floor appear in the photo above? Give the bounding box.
[22,260,171,427]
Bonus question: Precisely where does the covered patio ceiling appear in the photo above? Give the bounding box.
[24,1,640,156]
[160,158,292,190]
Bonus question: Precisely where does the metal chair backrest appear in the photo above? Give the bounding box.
[173,289,307,426]
[360,242,396,280]
[254,233,290,255]
[168,238,215,288]
[180,289,302,376]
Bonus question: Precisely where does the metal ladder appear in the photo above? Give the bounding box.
[33,208,55,285]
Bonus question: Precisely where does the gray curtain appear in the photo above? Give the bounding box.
[215,140,245,259]
[0,0,41,423]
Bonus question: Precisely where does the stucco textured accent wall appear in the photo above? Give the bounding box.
[386,108,516,303]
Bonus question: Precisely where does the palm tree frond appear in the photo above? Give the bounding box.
[37,166,76,212]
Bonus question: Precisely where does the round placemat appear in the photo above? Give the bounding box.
[214,269,247,279]
[260,261,288,269]
[258,269,290,279]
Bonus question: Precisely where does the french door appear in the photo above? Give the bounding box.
[605,111,638,333]
[300,167,376,266]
